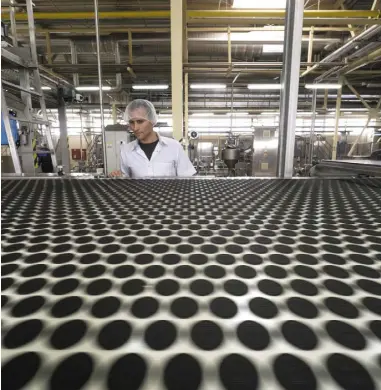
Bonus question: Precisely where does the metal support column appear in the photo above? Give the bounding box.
[128,31,133,64]
[19,69,35,173]
[308,89,317,163]
[344,78,372,110]
[347,97,381,157]
[58,88,71,173]
[45,32,52,65]
[94,0,107,174]
[115,41,122,89]
[112,103,117,124]
[228,26,232,67]
[70,40,79,87]
[307,26,314,70]
[332,77,343,160]
[323,89,328,110]
[9,2,18,46]
[183,1,189,143]
[340,4,356,37]
[170,0,184,141]
[184,72,189,142]
[230,73,240,135]
[276,0,304,178]
[26,0,57,171]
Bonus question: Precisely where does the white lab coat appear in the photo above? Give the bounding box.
[120,135,196,178]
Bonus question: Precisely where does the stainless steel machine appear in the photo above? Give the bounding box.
[251,127,278,177]
[195,142,215,174]
[190,128,278,177]
[104,124,130,175]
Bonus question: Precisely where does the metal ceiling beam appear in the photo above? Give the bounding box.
[44,63,381,77]
[3,9,380,20]
[187,18,381,25]
[15,27,359,34]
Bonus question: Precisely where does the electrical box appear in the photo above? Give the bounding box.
[104,124,131,174]
[71,148,86,160]
[1,118,19,146]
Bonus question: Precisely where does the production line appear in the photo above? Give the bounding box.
[2,0,381,387]
[2,176,381,390]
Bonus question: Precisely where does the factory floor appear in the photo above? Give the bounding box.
[1,177,381,390]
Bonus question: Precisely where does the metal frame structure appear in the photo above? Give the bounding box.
[2,1,380,176]
[1,0,58,174]
[344,78,381,157]
[170,0,185,141]
[93,0,108,175]
[1,83,22,174]
[276,0,304,178]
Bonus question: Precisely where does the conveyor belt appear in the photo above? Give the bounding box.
[1,178,381,390]
[312,159,381,177]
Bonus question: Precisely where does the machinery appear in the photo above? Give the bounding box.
[189,128,278,177]
[195,141,215,174]
[104,123,130,175]
[221,135,240,176]
[251,128,278,177]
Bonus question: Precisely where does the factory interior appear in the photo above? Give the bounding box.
[1,0,381,389]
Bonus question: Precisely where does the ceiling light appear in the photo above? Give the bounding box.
[232,31,284,42]
[190,84,226,90]
[260,111,279,115]
[305,84,342,90]
[233,0,286,8]
[248,84,281,90]
[226,112,249,116]
[132,85,169,90]
[76,86,112,91]
[42,86,52,90]
[263,44,284,53]
[191,112,215,116]
[297,112,314,116]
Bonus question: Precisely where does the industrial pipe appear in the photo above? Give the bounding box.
[341,47,381,74]
[302,25,381,78]
[2,9,380,20]
[230,73,241,135]
[317,46,381,81]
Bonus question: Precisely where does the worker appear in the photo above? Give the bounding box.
[37,143,54,173]
[110,99,196,178]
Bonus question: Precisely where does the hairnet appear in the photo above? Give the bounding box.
[124,99,158,125]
